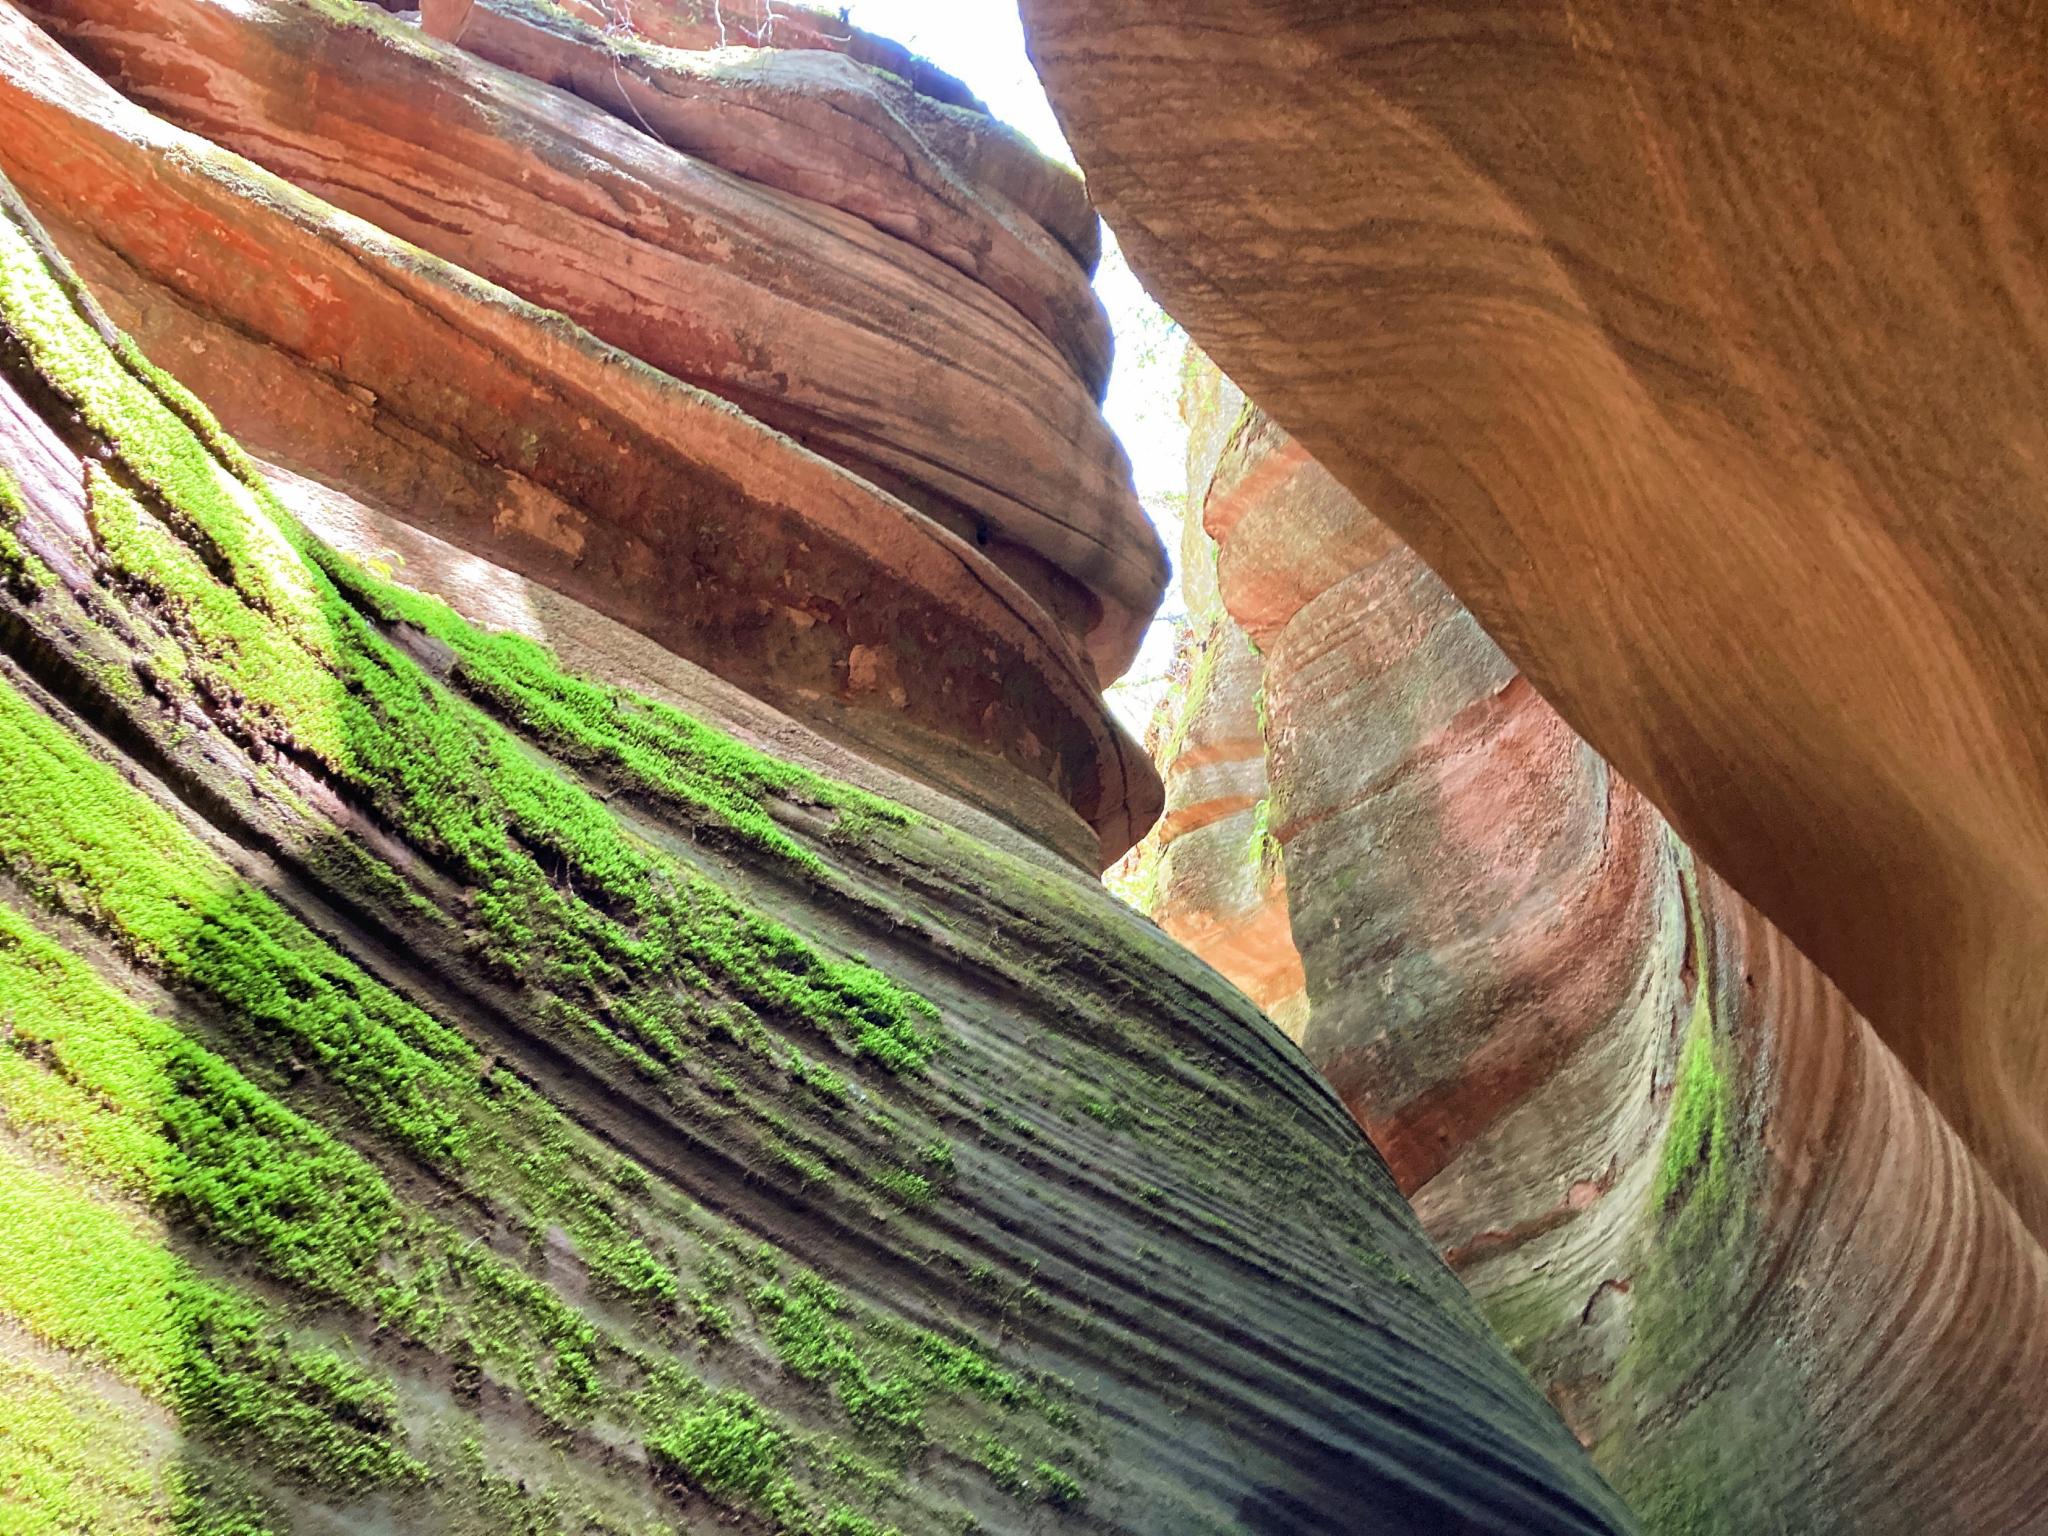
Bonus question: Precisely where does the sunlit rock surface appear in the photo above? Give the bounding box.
[4,0,1165,863]
[0,2,1641,1531]
[1138,354,2048,1533]
[1023,0,2048,1245]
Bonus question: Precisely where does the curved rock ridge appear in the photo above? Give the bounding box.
[1021,0,2048,1233]
[1145,355,2048,1533]
[543,0,999,124]
[0,172,1637,1533]
[0,0,1161,864]
[18,0,1163,690]
[419,0,1113,392]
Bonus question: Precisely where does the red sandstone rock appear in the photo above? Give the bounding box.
[419,0,1112,390]
[0,0,1171,868]
[1024,0,2048,1241]
[1130,606,1307,1036]
[0,28,1642,1526]
[1113,365,1306,1033]
[0,0,1161,862]
[1151,356,2048,1532]
[545,0,995,121]
[19,0,1163,686]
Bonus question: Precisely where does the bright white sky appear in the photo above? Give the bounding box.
[842,0,1190,733]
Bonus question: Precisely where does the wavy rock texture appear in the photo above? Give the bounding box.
[1147,357,2048,1533]
[0,4,1641,1533]
[1022,0,2048,1239]
[3,0,1164,861]
[540,0,1000,121]
[420,0,1111,390]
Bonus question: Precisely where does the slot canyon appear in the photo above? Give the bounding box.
[0,1,2042,1532]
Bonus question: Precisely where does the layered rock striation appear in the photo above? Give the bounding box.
[1023,0,2048,1241]
[1143,354,2048,1533]
[0,3,1641,1533]
[4,0,1165,864]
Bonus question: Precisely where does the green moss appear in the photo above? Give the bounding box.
[646,1390,795,1508]
[630,1352,913,1534]
[1078,1095,1127,1129]
[1035,1463,1084,1507]
[0,193,1089,1536]
[909,1330,1020,1409]
[755,1274,924,1449]
[0,900,395,1295]
[3,200,943,1091]
[1597,844,1803,1531]
[975,1437,1026,1495]
[320,552,913,879]
[168,1480,285,1536]
[1159,628,1223,767]
[295,0,444,57]
[1654,986,1727,1210]
[583,1234,680,1309]
[430,1430,647,1536]
[0,558,800,1498]
[0,672,476,1167]
[1650,854,1738,1250]
[697,1253,739,1296]
[744,1268,1045,1483]
[794,1053,851,1102]
[0,1355,158,1534]
[821,1509,900,1536]
[376,1229,604,1425]
[0,465,50,595]
[179,1299,424,1490]
[767,1136,836,1185]
[691,1294,735,1339]
[0,1138,421,1492]
[874,1167,934,1208]
[1245,795,1281,880]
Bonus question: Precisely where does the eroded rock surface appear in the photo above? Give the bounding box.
[0,3,1638,1532]
[4,0,1165,859]
[1142,356,2048,1533]
[420,0,1111,389]
[538,0,1001,122]
[1023,0,2048,1238]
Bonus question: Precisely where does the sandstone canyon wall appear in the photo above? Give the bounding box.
[0,2,1642,1533]
[1111,362,1307,1039]
[6,0,1163,864]
[1141,353,2048,1533]
[1023,0,2048,1247]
